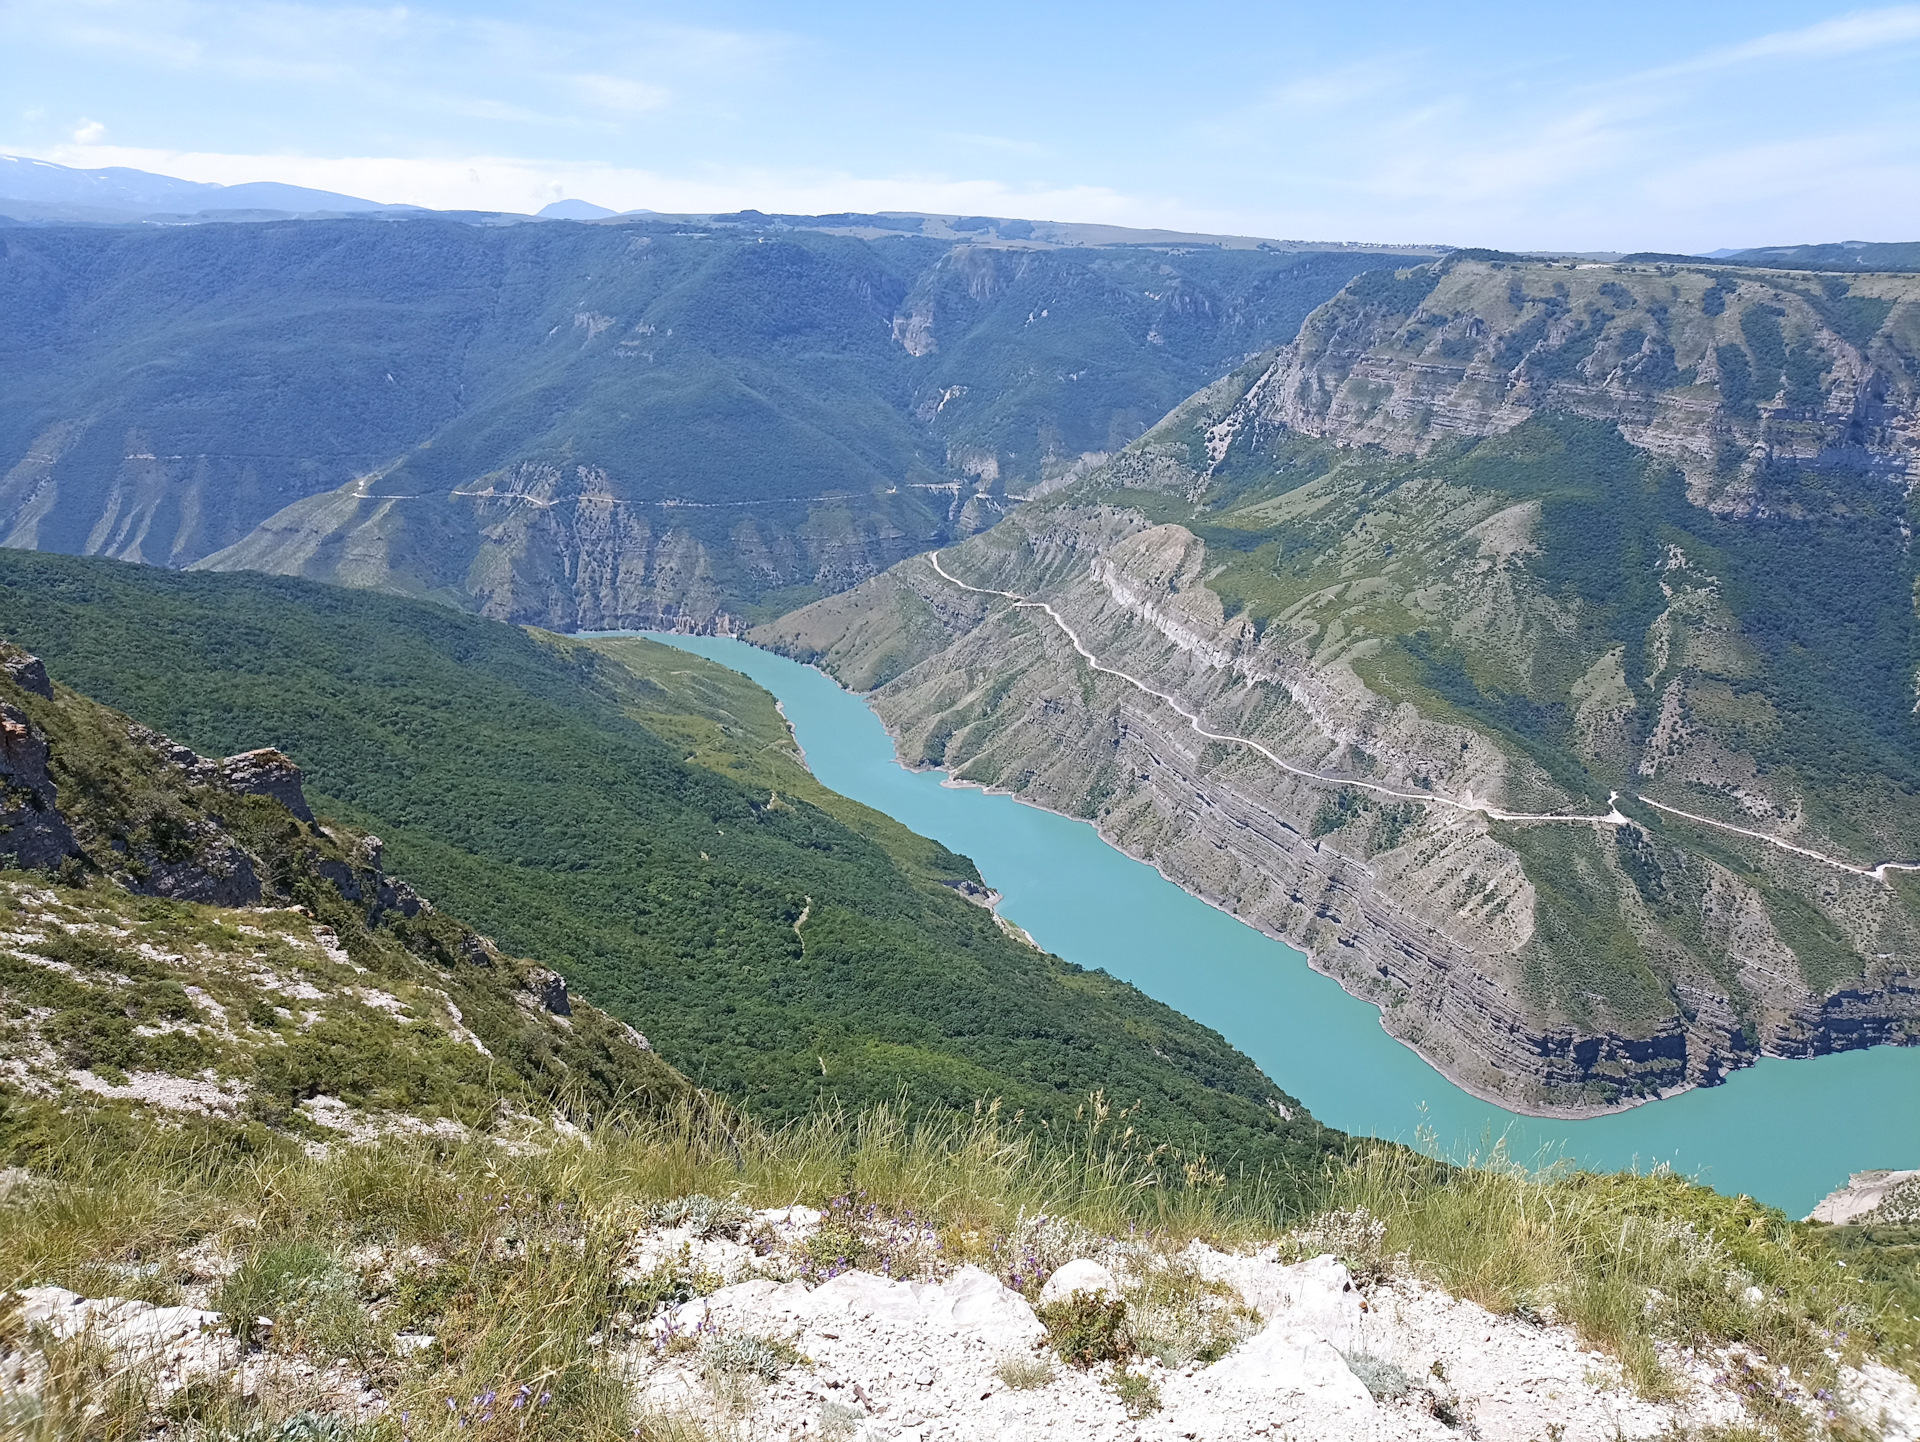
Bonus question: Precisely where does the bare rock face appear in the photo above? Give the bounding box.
[0,700,80,869]
[1227,258,1920,497]
[522,966,573,1016]
[315,834,429,922]
[0,644,52,699]
[0,639,313,905]
[219,747,314,821]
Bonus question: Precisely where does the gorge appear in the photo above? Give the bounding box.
[756,252,1920,1122]
[645,630,1920,1219]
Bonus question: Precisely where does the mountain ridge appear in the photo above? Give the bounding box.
[0,216,1427,628]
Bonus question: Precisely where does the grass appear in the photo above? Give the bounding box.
[1322,1138,1919,1399]
[993,1354,1054,1390]
[1,1100,1913,1439]
[0,1095,1293,1441]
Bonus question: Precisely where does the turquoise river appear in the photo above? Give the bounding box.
[634,632,1919,1218]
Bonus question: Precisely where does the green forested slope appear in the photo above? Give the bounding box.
[0,218,1423,629]
[0,549,1339,1185]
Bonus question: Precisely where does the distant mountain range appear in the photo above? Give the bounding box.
[0,152,416,223]
[0,212,1435,628]
[8,152,1913,269]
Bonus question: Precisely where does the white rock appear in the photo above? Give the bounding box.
[666,1265,1045,1351]
[14,1286,83,1328]
[1208,1325,1375,1411]
[1841,1360,1920,1441]
[1037,1258,1118,1306]
[1276,1255,1364,1352]
[752,1204,823,1241]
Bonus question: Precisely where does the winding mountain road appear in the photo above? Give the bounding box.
[925,551,1918,885]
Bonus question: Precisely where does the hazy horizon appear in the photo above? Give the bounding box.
[4,1,1918,253]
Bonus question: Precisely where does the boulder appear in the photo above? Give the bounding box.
[1270,1254,1363,1352]
[1208,1324,1375,1411]
[219,747,314,821]
[669,1265,1044,1349]
[1037,1257,1118,1306]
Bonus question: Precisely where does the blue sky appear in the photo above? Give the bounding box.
[3,0,1918,250]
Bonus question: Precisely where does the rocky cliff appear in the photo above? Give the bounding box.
[758,255,1920,1113]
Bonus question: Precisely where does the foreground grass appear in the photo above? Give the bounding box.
[0,1100,1913,1440]
[1330,1138,1920,1402]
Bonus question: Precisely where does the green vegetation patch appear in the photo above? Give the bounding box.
[0,551,1339,1189]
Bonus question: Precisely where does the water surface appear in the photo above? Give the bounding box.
[631,632,1920,1217]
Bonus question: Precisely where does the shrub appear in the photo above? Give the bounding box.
[1037,1290,1130,1367]
[215,1241,366,1357]
[697,1330,806,1382]
[620,1245,723,1322]
[818,1399,865,1440]
[1344,1351,1412,1400]
[1123,1251,1260,1367]
[1107,1366,1161,1418]
[647,1193,751,1239]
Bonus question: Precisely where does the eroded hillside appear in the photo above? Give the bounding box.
[758,255,1920,1113]
[0,219,1422,630]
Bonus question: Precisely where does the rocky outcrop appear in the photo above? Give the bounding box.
[0,643,51,699]
[219,747,314,821]
[3,642,313,906]
[1808,1169,1920,1224]
[0,700,79,870]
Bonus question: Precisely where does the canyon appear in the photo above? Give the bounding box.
[758,254,1920,1113]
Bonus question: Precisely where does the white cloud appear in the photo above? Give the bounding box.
[569,74,672,117]
[71,118,106,144]
[1659,4,1920,75]
[4,0,786,128]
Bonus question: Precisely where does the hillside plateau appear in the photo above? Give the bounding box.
[758,254,1920,1113]
[0,217,1424,630]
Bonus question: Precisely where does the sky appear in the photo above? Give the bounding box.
[2,0,1918,252]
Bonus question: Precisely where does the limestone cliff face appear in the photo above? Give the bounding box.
[758,256,1920,1113]
[193,461,1000,634]
[1224,259,1920,506]
[0,701,78,871]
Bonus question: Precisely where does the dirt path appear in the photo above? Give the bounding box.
[926,552,1918,884]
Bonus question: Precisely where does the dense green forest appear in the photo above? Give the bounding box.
[0,550,1343,1190]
